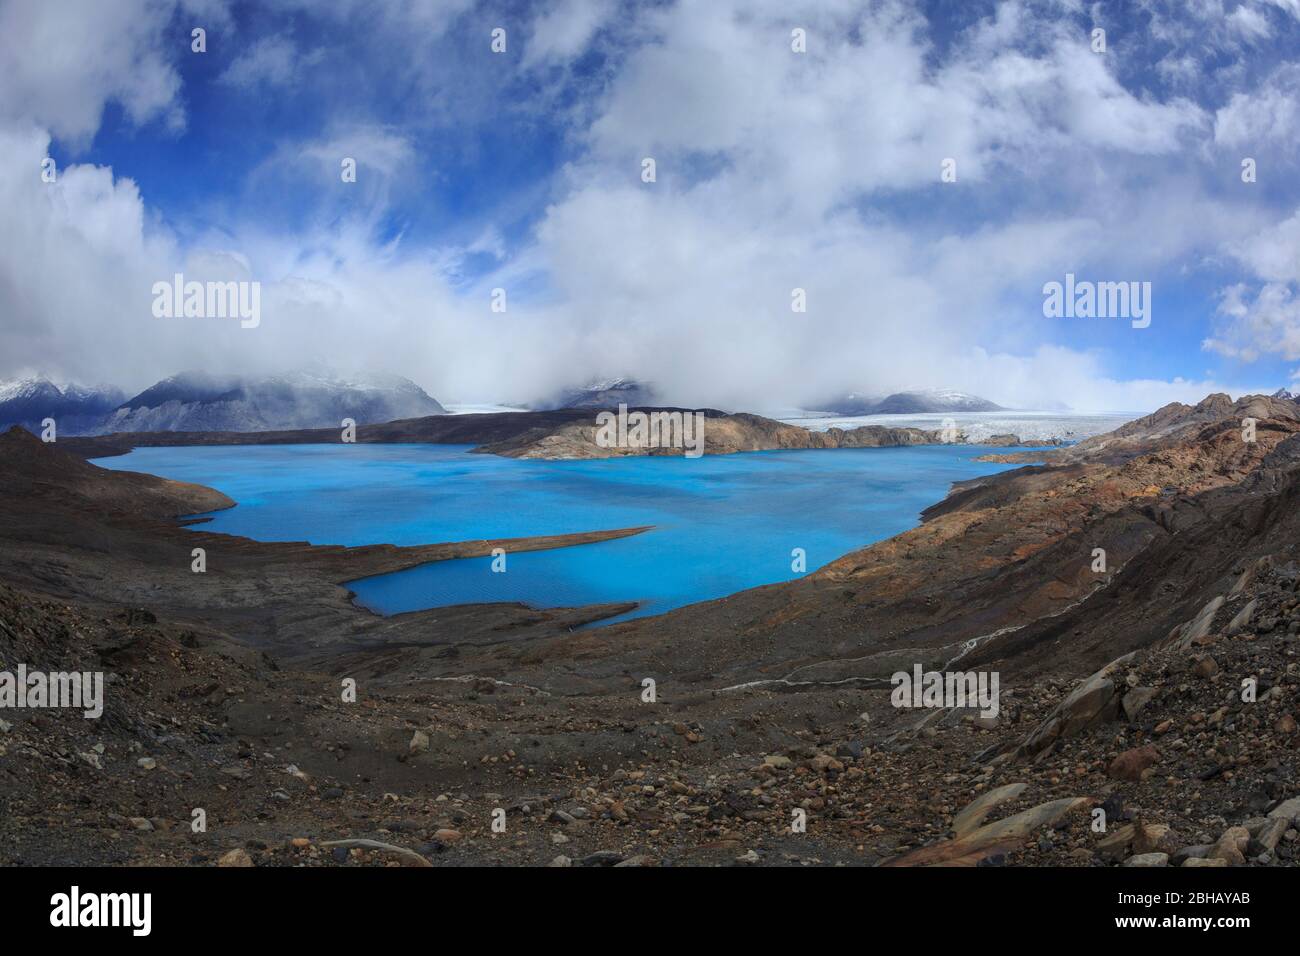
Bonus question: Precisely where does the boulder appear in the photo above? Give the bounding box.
[1170,845,1211,866]
[1254,818,1289,852]
[1134,823,1177,855]
[1267,796,1300,823]
[1192,656,1219,678]
[951,783,1028,837]
[1096,824,1137,862]
[1122,687,1159,722]
[1013,654,1135,759]
[1163,596,1224,651]
[1108,745,1160,782]
[1208,826,1249,865]
[218,848,254,867]
[1225,598,1257,636]
[884,797,1089,867]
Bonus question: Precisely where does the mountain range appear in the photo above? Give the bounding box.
[0,370,446,436]
[8,370,1291,436]
[814,388,1005,416]
[536,381,1006,416]
[0,379,126,435]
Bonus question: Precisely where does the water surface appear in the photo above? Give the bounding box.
[101,443,1029,624]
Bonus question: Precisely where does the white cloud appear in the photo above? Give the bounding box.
[1206,282,1300,361]
[522,0,616,69]
[0,126,182,385]
[217,35,314,89]
[0,0,235,147]
[1227,4,1273,38]
[584,2,1205,219]
[1214,64,1300,149]
[1260,0,1300,19]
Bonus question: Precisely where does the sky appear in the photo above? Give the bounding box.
[2,0,1300,412]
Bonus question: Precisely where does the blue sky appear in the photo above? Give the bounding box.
[3,0,1300,410]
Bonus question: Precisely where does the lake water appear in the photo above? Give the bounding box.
[100,443,1030,624]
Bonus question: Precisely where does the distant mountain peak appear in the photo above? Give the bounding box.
[537,377,658,410]
[816,388,1003,416]
[0,376,126,433]
[106,368,446,434]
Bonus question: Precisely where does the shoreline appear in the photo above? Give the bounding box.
[55,406,1069,462]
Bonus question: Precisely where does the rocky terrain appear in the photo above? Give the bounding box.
[985,393,1300,466]
[1,394,1298,867]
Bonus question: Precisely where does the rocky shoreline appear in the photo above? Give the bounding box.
[1,394,1298,867]
[59,407,1061,462]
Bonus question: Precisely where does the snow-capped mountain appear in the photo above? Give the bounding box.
[1272,387,1298,404]
[99,369,446,434]
[0,378,126,434]
[816,388,1003,416]
[536,378,659,409]
[815,391,886,416]
[874,389,1004,413]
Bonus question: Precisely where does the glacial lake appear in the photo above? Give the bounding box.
[100,443,1031,625]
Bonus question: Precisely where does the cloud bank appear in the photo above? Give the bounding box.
[2,0,1300,413]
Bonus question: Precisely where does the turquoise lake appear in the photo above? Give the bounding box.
[100,443,1028,624]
